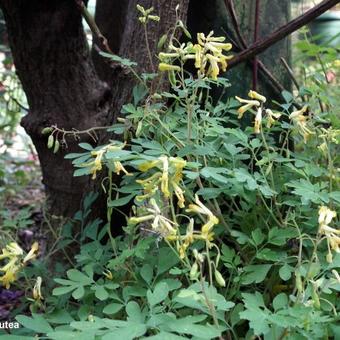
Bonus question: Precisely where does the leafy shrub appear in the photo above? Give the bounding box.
[2,6,340,340]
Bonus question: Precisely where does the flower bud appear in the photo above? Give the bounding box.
[190,262,198,280]
[41,127,53,135]
[214,270,226,287]
[47,135,54,149]
[53,139,60,154]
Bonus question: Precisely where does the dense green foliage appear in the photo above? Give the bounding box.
[1,7,340,340]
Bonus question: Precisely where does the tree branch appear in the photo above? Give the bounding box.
[224,0,285,93]
[228,0,339,69]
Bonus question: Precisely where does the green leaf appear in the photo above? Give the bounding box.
[157,248,180,275]
[329,191,340,203]
[272,293,288,311]
[72,286,85,300]
[200,167,229,184]
[100,52,137,67]
[167,317,223,338]
[102,324,147,340]
[146,332,187,340]
[268,227,298,246]
[16,314,53,334]
[234,168,258,190]
[251,228,265,246]
[73,168,91,177]
[239,292,270,336]
[67,269,93,285]
[108,193,136,207]
[103,303,124,315]
[147,282,169,307]
[140,264,153,285]
[52,285,76,296]
[256,248,286,262]
[94,286,109,301]
[126,301,144,324]
[78,143,93,151]
[286,179,328,205]
[279,264,293,281]
[241,264,271,285]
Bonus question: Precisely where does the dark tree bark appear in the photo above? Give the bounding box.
[91,0,129,83]
[0,0,111,216]
[0,0,189,219]
[93,0,190,122]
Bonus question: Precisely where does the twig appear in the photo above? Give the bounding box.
[224,0,284,93]
[228,0,339,69]
[9,95,29,112]
[225,0,247,49]
[280,57,300,90]
[76,0,113,54]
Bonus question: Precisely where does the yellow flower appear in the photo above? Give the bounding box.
[130,198,177,238]
[206,54,220,80]
[289,106,314,143]
[103,269,113,280]
[33,276,43,300]
[248,90,266,103]
[265,109,281,128]
[128,215,154,225]
[0,266,20,289]
[160,156,170,197]
[254,107,262,134]
[333,59,340,67]
[137,5,159,24]
[289,105,308,120]
[172,181,185,208]
[0,241,39,289]
[318,206,338,261]
[136,156,186,203]
[23,241,39,263]
[235,96,260,119]
[201,215,219,237]
[0,243,23,259]
[158,63,181,72]
[319,206,337,227]
[114,161,132,176]
[80,142,127,180]
[138,160,160,172]
[186,195,219,241]
[187,195,213,216]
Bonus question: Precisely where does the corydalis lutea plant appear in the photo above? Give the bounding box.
[37,5,340,339]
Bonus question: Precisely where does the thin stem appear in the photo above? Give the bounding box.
[144,25,156,74]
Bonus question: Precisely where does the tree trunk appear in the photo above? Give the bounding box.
[91,0,129,83]
[93,0,190,122]
[0,0,189,219]
[0,0,112,216]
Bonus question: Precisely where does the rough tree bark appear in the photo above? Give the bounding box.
[93,0,190,123]
[0,0,189,218]
[0,0,112,216]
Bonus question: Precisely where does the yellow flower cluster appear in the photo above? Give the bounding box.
[168,195,219,259]
[128,198,177,238]
[318,206,338,263]
[81,142,131,180]
[0,242,39,289]
[136,5,160,24]
[136,156,186,207]
[158,31,233,80]
[318,127,340,156]
[289,106,314,143]
[129,193,219,259]
[236,90,281,134]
